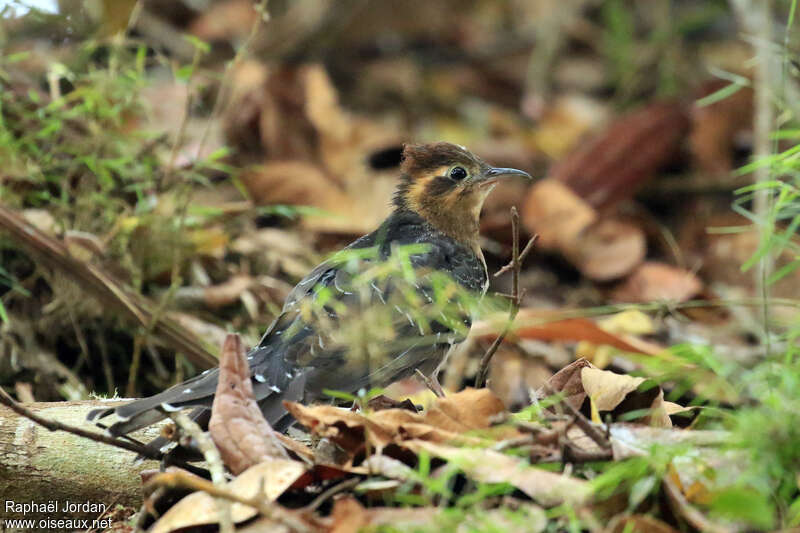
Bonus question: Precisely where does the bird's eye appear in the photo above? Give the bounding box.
[449,166,468,181]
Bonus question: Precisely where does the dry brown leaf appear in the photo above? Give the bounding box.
[611,262,703,303]
[188,0,258,41]
[691,79,753,176]
[536,358,594,410]
[488,347,553,409]
[239,161,349,211]
[330,497,370,533]
[581,366,645,413]
[284,388,511,457]
[209,334,288,474]
[474,309,664,356]
[225,63,402,235]
[406,440,591,507]
[200,275,256,309]
[521,178,597,251]
[149,460,307,533]
[564,218,647,281]
[531,94,611,159]
[521,181,645,280]
[550,100,690,210]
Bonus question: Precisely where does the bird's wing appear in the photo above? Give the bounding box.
[92,239,478,436]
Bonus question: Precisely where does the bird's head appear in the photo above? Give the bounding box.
[393,142,531,249]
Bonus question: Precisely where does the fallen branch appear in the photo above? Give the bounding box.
[0,398,165,507]
[0,387,163,460]
[474,207,536,388]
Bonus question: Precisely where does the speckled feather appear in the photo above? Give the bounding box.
[91,208,487,436]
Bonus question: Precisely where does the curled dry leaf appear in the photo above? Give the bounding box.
[284,388,511,457]
[549,100,690,210]
[227,63,402,235]
[580,367,646,413]
[209,333,288,474]
[521,181,645,280]
[535,357,593,410]
[149,460,308,533]
[406,440,591,507]
[610,262,703,303]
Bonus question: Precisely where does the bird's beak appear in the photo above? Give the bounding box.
[479,166,533,185]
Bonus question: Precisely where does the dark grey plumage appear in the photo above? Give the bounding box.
[89,209,486,436]
[87,141,532,445]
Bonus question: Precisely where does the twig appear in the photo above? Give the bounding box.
[302,477,360,513]
[474,208,536,388]
[414,369,445,398]
[169,412,233,533]
[541,383,610,451]
[663,475,733,533]
[0,386,163,460]
[491,435,535,452]
[0,387,213,477]
[147,470,311,533]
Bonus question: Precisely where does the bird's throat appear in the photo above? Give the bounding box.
[412,185,494,255]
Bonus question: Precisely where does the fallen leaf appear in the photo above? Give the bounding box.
[406,440,592,507]
[550,100,690,210]
[189,0,258,42]
[209,334,288,474]
[330,497,370,533]
[239,160,348,211]
[521,178,597,251]
[564,218,647,281]
[609,424,727,460]
[575,310,657,368]
[150,460,307,533]
[531,94,610,159]
[535,358,594,410]
[581,366,646,413]
[474,309,664,356]
[611,262,703,303]
[284,388,512,457]
[690,79,753,176]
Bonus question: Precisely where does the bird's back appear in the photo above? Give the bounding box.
[93,209,487,436]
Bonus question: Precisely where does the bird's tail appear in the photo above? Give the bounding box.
[87,346,304,439]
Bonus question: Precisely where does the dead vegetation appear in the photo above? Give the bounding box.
[1,0,800,531]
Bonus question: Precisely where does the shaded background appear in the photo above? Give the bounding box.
[0,0,797,409]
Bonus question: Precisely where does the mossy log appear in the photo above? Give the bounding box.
[0,400,163,518]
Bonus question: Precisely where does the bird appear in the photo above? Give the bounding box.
[88,142,531,442]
